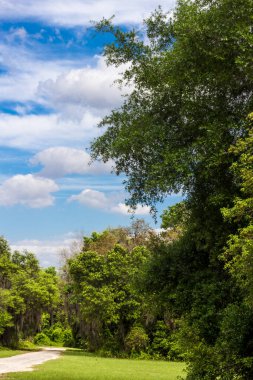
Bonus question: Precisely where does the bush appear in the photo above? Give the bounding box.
[151,320,184,361]
[33,332,51,346]
[18,338,37,350]
[63,328,75,347]
[50,327,64,343]
[125,326,149,353]
[151,321,171,358]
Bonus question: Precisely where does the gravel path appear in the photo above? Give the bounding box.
[0,347,65,374]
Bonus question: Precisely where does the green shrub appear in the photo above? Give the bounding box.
[34,332,51,346]
[63,328,75,347]
[150,321,184,361]
[151,321,171,358]
[125,326,149,353]
[50,327,64,343]
[130,350,152,360]
[18,339,37,350]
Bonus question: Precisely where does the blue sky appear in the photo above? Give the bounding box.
[0,0,179,266]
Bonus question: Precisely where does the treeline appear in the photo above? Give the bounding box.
[0,221,184,360]
[62,220,182,359]
[0,222,183,359]
[0,237,60,347]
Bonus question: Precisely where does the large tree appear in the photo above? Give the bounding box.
[91,1,253,378]
[91,0,253,210]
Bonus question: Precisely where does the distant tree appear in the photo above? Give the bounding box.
[65,243,150,352]
[82,219,152,254]
[0,238,60,347]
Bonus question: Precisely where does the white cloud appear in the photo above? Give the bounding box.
[38,56,125,117]
[0,174,59,208]
[0,112,100,150]
[10,233,83,267]
[0,1,176,26]
[0,41,71,103]
[69,188,150,215]
[112,203,150,215]
[30,147,112,178]
[0,56,129,151]
[0,33,124,115]
[70,189,108,208]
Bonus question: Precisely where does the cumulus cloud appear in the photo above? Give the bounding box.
[0,56,128,151]
[0,112,100,150]
[69,188,150,215]
[0,174,59,208]
[70,189,107,208]
[30,147,112,178]
[38,56,125,117]
[0,0,176,26]
[0,41,70,103]
[0,37,124,116]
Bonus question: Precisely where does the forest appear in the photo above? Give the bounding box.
[1,0,253,379]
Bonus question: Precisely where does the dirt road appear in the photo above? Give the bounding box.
[0,347,64,374]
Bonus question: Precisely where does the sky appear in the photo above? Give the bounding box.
[0,0,180,266]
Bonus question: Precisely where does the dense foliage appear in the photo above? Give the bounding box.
[90,0,253,378]
[62,224,181,359]
[0,237,60,347]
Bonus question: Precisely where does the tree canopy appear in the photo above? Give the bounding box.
[0,237,60,347]
[90,1,253,378]
[91,0,253,210]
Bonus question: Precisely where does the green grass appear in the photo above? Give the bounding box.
[5,351,186,380]
[0,349,25,358]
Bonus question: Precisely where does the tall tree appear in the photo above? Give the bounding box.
[91,0,253,211]
[90,1,253,378]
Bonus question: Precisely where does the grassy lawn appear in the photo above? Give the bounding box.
[5,351,186,380]
[0,349,25,358]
